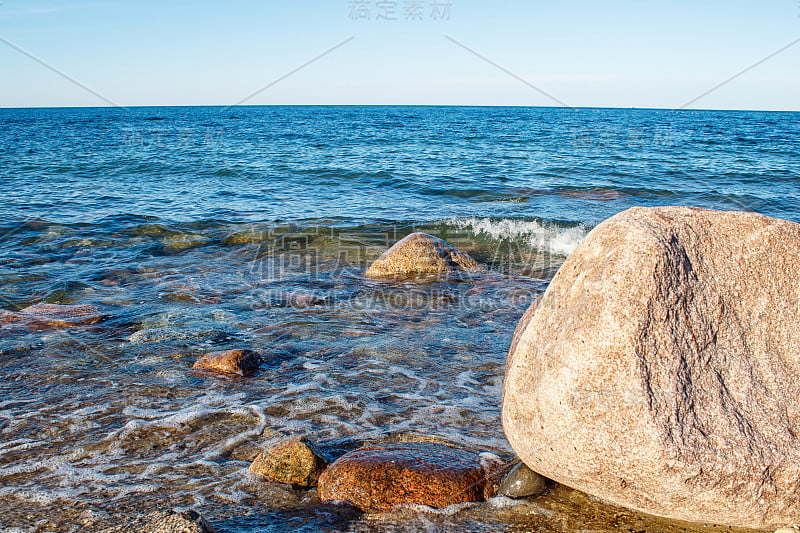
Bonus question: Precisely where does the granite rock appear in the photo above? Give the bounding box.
[249,437,327,487]
[365,233,480,279]
[192,349,262,376]
[503,206,800,529]
[317,442,488,511]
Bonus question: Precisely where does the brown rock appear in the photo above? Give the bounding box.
[317,442,488,511]
[249,437,326,487]
[1,303,105,328]
[365,233,480,279]
[192,349,262,376]
[502,206,800,530]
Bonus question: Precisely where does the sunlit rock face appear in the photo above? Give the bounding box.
[503,206,800,530]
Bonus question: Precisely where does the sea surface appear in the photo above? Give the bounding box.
[0,106,798,532]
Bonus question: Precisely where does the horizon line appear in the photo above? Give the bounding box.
[1,103,799,113]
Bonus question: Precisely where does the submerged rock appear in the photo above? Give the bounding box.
[365,232,480,279]
[160,234,210,253]
[128,327,227,344]
[503,206,800,529]
[98,509,214,533]
[229,439,268,463]
[192,349,262,376]
[497,462,548,499]
[0,303,105,328]
[249,437,327,487]
[317,442,488,511]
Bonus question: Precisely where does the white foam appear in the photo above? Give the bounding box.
[0,399,38,409]
[0,438,37,452]
[479,451,503,465]
[213,488,253,504]
[487,496,522,509]
[392,501,477,516]
[282,379,327,396]
[109,483,160,499]
[143,460,177,476]
[122,405,165,419]
[207,405,268,459]
[104,391,249,444]
[0,488,63,505]
[452,217,589,257]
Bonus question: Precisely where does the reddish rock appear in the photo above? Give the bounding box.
[317,442,488,511]
[1,303,105,328]
[249,437,327,487]
[192,349,262,376]
[365,233,480,280]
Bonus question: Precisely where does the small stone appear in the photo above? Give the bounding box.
[365,233,480,280]
[249,437,327,487]
[192,349,262,376]
[317,442,488,511]
[98,509,214,533]
[497,462,548,499]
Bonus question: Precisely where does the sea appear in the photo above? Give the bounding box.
[0,106,798,532]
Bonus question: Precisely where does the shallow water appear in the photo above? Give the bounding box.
[1,106,798,532]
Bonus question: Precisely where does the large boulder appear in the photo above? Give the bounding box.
[365,232,480,279]
[317,442,488,510]
[502,206,800,530]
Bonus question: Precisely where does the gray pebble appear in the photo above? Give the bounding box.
[497,462,548,499]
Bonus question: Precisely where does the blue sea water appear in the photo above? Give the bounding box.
[0,106,798,532]
[2,106,798,226]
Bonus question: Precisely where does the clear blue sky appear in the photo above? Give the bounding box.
[1,0,798,110]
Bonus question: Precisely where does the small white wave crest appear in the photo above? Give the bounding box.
[452,217,589,257]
